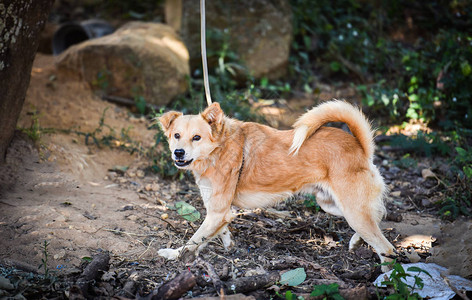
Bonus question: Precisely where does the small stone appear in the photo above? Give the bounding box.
[152,183,159,192]
[391,191,401,197]
[127,215,138,221]
[145,184,152,191]
[0,276,14,290]
[161,213,169,219]
[137,170,145,178]
[12,294,26,300]
[386,211,403,222]
[120,205,134,211]
[421,198,432,207]
[404,249,421,263]
[421,168,436,180]
[53,249,66,260]
[389,166,401,174]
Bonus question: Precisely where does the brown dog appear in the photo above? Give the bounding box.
[158,100,395,271]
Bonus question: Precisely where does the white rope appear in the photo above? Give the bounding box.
[200,0,213,106]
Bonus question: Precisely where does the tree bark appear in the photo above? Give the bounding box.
[0,0,54,163]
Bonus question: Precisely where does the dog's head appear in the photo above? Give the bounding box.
[158,103,224,169]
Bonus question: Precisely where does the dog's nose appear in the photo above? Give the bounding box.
[174,149,185,159]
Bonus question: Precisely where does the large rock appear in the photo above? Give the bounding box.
[178,0,292,80]
[55,22,190,106]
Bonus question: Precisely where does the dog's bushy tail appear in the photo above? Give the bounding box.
[289,100,375,158]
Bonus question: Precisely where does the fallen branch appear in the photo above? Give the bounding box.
[72,252,110,297]
[140,269,196,300]
[101,95,160,111]
[0,258,38,274]
[224,271,281,294]
[196,258,224,295]
[441,273,470,300]
[118,271,140,298]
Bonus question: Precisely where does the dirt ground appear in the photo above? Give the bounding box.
[0,54,471,299]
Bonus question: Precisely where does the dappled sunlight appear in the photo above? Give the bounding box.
[386,120,432,137]
[398,234,435,249]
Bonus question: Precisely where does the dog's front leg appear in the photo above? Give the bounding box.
[158,208,233,261]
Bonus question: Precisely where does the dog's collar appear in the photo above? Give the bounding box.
[237,150,245,184]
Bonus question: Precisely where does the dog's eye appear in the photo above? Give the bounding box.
[192,135,201,141]
[174,133,180,139]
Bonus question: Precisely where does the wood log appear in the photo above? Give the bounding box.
[224,271,281,294]
[72,252,110,297]
[194,295,255,300]
[142,269,196,300]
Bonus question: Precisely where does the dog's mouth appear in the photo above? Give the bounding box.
[174,159,193,167]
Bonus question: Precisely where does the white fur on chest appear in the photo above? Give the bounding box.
[196,177,213,208]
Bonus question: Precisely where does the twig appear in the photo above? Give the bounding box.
[195,258,224,295]
[101,95,160,111]
[441,273,470,300]
[138,238,155,259]
[103,228,161,237]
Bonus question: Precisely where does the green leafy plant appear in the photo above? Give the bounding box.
[378,261,431,300]
[438,197,470,220]
[72,108,142,155]
[174,201,201,222]
[39,241,51,279]
[19,109,56,144]
[280,268,307,287]
[92,69,111,93]
[303,194,320,211]
[455,147,472,180]
[275,268,307,300]
[392,153,417,169]
[133,95,147,115]
[289,0,472,129]
[310,283,344,300]
[276,290,303,300]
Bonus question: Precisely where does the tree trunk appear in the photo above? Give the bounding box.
[0,0,54,163]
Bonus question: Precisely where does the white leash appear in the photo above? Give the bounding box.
[200,0,213,106]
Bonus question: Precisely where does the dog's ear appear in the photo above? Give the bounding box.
[158,111,182,132]
[201,102,223,126]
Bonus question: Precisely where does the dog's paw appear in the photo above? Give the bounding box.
[348,233,363,251]
[220,230,235,251]
[180,248,196,263]
[158,247,182,260]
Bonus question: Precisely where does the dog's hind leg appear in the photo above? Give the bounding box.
[316,190,366,253]
[331,175,395,272]
[315,189,343,217]
[338,193,395,272]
